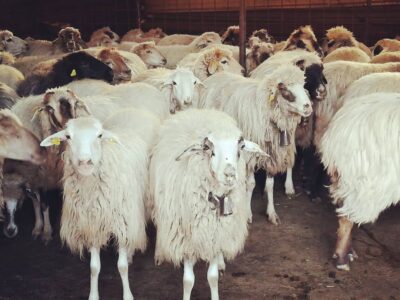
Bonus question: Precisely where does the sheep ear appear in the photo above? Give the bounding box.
[208,60,219,75]
[175,143,203,161]
[40,130,68,147]
[101,129,121,144]
[243,140,269,157]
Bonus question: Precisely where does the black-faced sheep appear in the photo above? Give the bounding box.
[17,51,114,97]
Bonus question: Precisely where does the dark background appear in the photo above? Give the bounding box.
[1,0,399,46]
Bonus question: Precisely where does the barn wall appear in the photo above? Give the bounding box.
[0,0,398,45]
[144,1,400,44]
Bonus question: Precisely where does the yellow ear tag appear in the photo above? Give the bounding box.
[70,69,77,77]
[268,92,276,103]
[51,137,61,146]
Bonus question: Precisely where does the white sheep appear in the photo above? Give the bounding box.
[156,32,221,68]
[320,92,400,271]
[150,108,265,300]
[313,61,400,150]
[0,65,24,90]
[250,48,321,79]
[178,46,244,81]
[118,41,167,68]
[65,80,170,119]
[157,33,197,45]
[0,30,28,57]
[133,67,202,113]
[41,107,159,300]
[199,65,312,224]
[323,46,370,63]
[0,51,15,65]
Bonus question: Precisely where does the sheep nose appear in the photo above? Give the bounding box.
[318,84,326,93]
[4,225,18,238]
[184,97,192,105]
[224,165,237,182]
[304,103,311,109]
[162,58,167,64]
[79,159,92,165]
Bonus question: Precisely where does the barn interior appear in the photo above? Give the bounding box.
[1,0,400,299]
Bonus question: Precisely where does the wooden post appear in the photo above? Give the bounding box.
[239,0,246,73]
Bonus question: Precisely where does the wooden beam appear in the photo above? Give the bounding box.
[239,0,246,71]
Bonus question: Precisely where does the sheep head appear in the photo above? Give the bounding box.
[250,29,275,44]
[0,109,44,164]
[0,30,28,57]
[97,48,132,83]
[38,88,90,135]
[201,47,243,79]
[162,68,202,113]
[90,26,120,45]
[322,26,358,56]
[266,65,312,118]
[176,134,266,191]
[132,42,167,67]
[303,63,327,101]
[372,39,400,56]
[192,32,221,50]
[283,25,323,57]
[221,25,240,46]
[41,117,119,176]
[54,27,86,53]
[246,42,274,73]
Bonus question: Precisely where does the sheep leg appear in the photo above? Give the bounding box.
[246,173,256,223]
[89,247,101,300]
[285,167,295,196]
[41,206,53,244]
[30,192,43,239]
[217,252,225,276]
[333,216,354,271]
[207,257,219,300]
[183,260,195,300]
[118,248,134,300]
[265,176,280,225]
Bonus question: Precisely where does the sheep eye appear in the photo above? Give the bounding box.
[6,38,12,42]
[146,50,151,54]
[327,40,335,47]
[221,60,228,65]
[203,144,210,151]
[194,81,197,85]
[172,81,177,85]
[65,135,71,140]
[98,134,103,138]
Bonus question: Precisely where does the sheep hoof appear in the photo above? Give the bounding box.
[336,263,350,271]
[41,231,53,245]
[267,213,281,225]
[285,186,295,196]
[31,228,42,240]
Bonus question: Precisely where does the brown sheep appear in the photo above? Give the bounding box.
[282,25,323,57]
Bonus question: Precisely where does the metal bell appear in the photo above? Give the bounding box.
[279,130,290,147]
[221,196,233,216]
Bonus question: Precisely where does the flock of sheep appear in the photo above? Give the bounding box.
[0,23,400,300]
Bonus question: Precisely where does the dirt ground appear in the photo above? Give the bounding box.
[0,172,399,300]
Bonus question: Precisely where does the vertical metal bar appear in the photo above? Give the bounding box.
[239,0,247,71]
[136,0,142,30]
[364,0,372,44]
